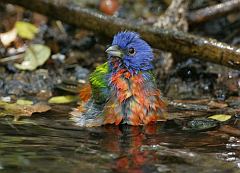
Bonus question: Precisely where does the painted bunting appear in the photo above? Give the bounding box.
[70,31,167,127]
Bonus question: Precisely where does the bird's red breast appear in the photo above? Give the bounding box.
[103,70,166,125]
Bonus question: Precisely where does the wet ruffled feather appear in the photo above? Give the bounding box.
[70,31,167,127]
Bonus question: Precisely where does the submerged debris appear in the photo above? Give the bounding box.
[182,118,219,131]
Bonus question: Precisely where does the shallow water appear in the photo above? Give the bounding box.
[0,109,239,173]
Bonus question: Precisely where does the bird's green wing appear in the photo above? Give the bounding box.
[147,70,156,82]
[89,62,110,104]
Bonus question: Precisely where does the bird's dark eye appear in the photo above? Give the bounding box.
[128,47,136,56]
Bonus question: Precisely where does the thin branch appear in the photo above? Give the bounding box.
[2,0,240,70]
[188,0,240,24]
[0,53,24,63]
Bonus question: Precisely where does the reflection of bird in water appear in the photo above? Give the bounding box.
[71,31,167,127]
[100,124,161,173]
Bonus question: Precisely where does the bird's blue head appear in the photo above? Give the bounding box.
[106,31,154,74]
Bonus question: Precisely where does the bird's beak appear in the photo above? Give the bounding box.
[105,45,124,59]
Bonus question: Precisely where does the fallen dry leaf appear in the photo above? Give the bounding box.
[208,114,232,122]
[0,28,17,46]
[15,21,39,40]
[16,99,33,105]
[48,95,78,104]
[14,44,51,70]
[0,101,51,120]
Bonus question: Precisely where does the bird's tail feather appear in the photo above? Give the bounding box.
[70,100,104,127]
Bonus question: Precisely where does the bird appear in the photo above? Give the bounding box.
[70,31,167,127]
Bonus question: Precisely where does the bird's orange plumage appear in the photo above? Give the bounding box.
[79,83,92,103]
[102,69,166,125]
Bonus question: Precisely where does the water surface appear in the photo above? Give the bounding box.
[0,109,239,173]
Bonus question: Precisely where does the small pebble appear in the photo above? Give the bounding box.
[99,0,119,15]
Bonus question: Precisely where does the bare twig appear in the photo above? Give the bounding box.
[0,53,24,63]
[2,0,240,70]
[188,0,240,24]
